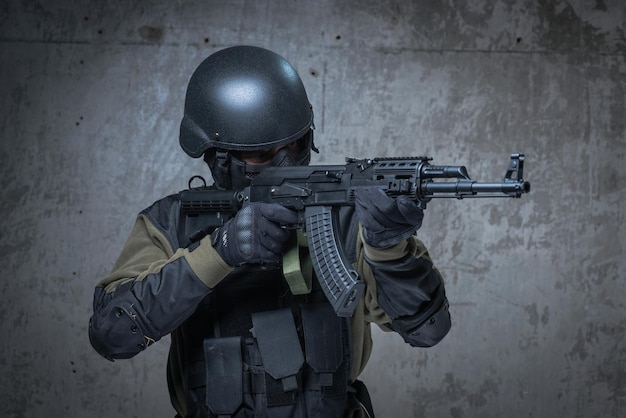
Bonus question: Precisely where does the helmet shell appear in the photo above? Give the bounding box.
[180,46,313,157]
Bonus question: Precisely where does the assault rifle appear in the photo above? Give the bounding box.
[180,154,530,317]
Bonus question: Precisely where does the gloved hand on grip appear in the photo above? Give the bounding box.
[355,187,424,248]
[211,202,298,266]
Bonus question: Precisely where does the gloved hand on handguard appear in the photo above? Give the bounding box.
[355,187,424,248]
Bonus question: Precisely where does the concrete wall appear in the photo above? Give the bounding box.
[1,1,624,417]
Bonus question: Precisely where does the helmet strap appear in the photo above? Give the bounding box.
[204,150,232,190]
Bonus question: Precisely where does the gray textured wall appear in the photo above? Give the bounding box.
[1,1,624,417]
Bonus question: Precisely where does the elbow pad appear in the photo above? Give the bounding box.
[89,289,161,361]
[389,299,451,347]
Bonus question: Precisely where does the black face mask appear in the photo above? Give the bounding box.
[204,132,316,190]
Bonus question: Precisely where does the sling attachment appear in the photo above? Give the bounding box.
[203,337,243,417]
[251,309,304,393]
[282,230,313,295]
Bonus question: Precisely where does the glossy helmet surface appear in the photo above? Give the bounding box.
[180,45,314,156]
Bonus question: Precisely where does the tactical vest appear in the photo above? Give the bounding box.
[176,206,362,418]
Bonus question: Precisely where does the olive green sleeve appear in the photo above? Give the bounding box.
[99,213,233,292]
[354,224,444,326]
[354,224,451,348]
[354,225,403,326]
[90,214,234,360]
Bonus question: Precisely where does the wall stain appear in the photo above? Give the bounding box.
[138,25,164,42]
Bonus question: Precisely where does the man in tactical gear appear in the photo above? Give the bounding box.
[89,45,451,418]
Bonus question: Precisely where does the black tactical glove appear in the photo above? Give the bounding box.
[355,187,424,248]
[211,202,298,266]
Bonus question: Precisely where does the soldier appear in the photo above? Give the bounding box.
[88,45,451,418]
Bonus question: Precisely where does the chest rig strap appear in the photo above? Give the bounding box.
[251,308,305,392]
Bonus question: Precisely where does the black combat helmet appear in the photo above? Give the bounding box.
[179,45,315,189]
